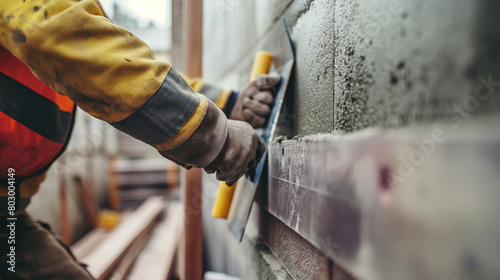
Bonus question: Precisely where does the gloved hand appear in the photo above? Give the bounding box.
[204,120,265,185]
[159,98,265,185]
[229,75,281,128]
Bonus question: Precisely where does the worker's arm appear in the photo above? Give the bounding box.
[0,0,262,184]
[183,75,281,128]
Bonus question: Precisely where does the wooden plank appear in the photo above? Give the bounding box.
[71,227,108,260]
[106,221,157,280]
[59,174,70,245]
[167,160,180,187]
[127,202,184,280]
[185,0,203,77]
[71,211,133,260]
[108,156,121,209]
[182,168,203,280]
[73,175,96,228]
[183,0,204,278]
[117,172,168,186]
[266,129,500,280]
[111,159,170,173]
[176,230,185,280]
[80,197,165,280]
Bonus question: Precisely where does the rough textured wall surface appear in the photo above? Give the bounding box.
[204,0,500,136]
[286,0,335,135]
[334,0,500,132]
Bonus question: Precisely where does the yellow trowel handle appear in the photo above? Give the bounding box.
[249,51,274,81]
[211,51,274,219]
[212,181,236,218]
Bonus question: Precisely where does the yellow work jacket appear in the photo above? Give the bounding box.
[0,0,232,200]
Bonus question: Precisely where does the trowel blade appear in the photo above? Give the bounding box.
[226,19,295,242]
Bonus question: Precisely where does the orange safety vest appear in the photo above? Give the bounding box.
[0,45,75,180]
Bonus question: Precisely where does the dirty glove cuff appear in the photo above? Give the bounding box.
[158,97,228,169]
[223,91,239,117]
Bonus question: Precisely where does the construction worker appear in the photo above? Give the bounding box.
[0,0,281,278]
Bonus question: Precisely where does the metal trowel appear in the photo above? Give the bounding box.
[212,19,295,242]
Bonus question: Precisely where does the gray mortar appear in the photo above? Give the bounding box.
[283,0,335,135]
[334,0,500,133]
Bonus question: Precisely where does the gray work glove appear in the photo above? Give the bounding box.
[230,75,281,128]
[160,99,265,185]
[204,120,265,185]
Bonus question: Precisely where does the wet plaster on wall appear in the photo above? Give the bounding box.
[334,0,500,133]
[285,0,335,135]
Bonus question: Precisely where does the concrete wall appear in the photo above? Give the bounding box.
[203,0,500,136]
[334,0,500,133]
[202,0,500,279]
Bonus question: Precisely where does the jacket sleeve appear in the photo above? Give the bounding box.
[181,74,233,110]
[0,0,209,150]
